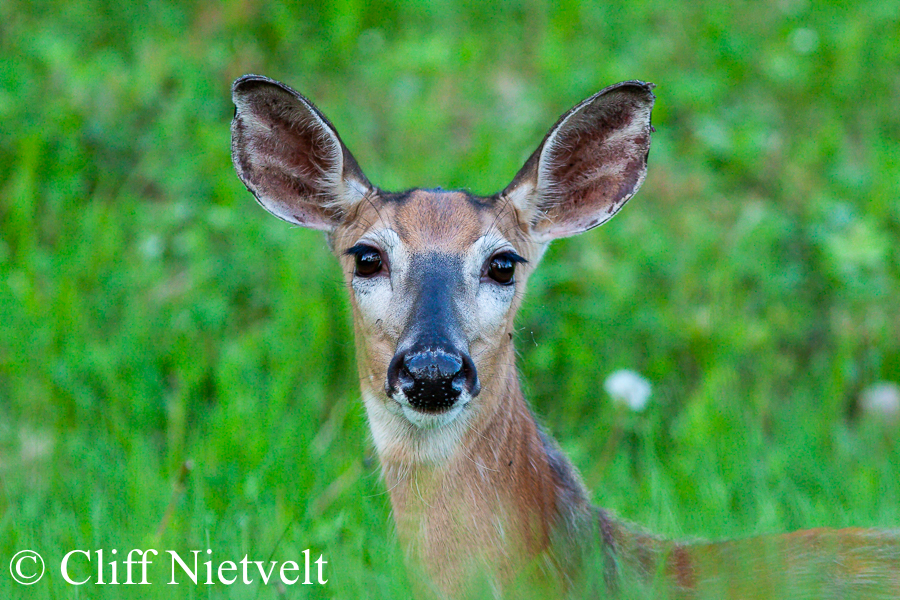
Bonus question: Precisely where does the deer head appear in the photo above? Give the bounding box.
[231,75,654,466]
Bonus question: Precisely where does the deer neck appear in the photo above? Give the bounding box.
[364,343,596,587]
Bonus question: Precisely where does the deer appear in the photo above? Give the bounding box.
[230,74,900,598]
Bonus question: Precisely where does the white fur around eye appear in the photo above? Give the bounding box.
[462,236,518,342]
[350,229,410,338]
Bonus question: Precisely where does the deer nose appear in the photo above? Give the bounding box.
[386,347,480,412]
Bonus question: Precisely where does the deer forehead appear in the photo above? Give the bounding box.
[342,189,524,256]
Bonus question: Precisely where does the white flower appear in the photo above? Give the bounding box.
[789,27,819,55]
[860,382,900,420]
[604,369,652,412]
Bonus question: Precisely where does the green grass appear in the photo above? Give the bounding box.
[1,1,899,598]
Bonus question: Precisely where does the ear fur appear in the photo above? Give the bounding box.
[502,81,655,242]
[231,75,373,231]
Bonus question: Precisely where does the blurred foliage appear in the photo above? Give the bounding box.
[1,0,899,598]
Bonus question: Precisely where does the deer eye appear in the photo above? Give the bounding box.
[484,252,526,285]
[346,244,384,277]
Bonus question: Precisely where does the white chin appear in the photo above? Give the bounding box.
[398,400,467,430]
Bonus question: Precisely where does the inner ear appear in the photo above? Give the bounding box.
[231,75,373,231]
[502,81,655,242]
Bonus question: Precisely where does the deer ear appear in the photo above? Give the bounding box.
[231,75,373,231]
[502,81,655,242]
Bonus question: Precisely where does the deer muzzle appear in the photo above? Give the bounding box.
[384,252,481,413]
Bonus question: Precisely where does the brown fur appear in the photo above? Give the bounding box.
[335,190,900,598]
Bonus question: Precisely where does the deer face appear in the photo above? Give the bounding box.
[231,75,654,458]
[329,189,537,432]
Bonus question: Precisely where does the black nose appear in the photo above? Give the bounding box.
[386,347,480,412]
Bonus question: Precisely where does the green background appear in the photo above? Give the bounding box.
[1,0,899,598]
